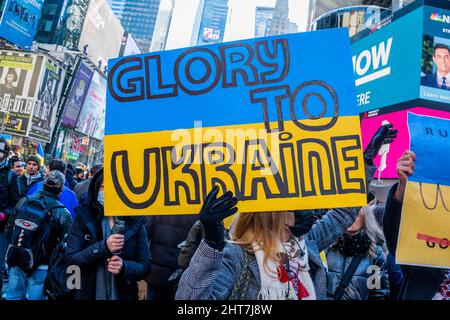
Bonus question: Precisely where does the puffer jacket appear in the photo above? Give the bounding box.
[325,245,390,300]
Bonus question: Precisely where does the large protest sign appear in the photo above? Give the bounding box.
[104,29,367,216]
[396,113,450,269]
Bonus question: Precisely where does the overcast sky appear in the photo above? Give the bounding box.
[166,0,311,49]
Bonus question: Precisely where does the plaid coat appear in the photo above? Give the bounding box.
[175,206,361,300]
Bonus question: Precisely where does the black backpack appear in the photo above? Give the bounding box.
[6,195,64,273]
[44,233,73,300]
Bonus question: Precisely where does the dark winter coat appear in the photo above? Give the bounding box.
[65,169,77,191]
[66,171,151,300]
[0,164,20,232]
[145,215,198,288]
[178,220,204,270]
[383,183,445,300]
[325,245,390,300]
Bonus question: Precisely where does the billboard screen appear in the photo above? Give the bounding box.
[0,51,44,136]
[419,6,450,105]
[78,0,124,67]
[361,106,450,179]
[61,63,94,127]
[29,57,66,142]
[0,0,43,49]
[351,7,423,113]
[75,71,106,141]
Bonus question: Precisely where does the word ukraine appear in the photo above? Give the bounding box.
[105,29,367,215]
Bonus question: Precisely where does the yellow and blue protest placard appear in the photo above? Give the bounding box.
[104,29,367,216]
[397,113,450,269]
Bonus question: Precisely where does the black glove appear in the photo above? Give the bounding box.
[200,186,238,251]
[364,123,397,166]
[289,210,315,237]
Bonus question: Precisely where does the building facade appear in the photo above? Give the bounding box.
[108,0,161,52]
[268,0,298,36]
[150,0,174,52]
[255,6,274,38]
[195,0,228,45]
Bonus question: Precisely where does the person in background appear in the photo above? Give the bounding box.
[73,164,102,202]
[66,169,152,300]
[3,171,72,300]
[18,155,44,197]
[325,205,390,300]
[9,156,23,176]
[74,168,85,183]
[145,214,198,300]
[383,150,449,300]
[65,163,77,190]
[0,138,20,293]
[27,159,79,220]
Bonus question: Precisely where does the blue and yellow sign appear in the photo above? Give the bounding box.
[105,29,367,216]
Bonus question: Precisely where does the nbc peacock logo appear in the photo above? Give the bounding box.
[430,12,450,24]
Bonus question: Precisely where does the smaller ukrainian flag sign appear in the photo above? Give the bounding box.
[36,143,45,166]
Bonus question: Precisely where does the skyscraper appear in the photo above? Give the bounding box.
[196,0,229,45]
[108,0,161,52]
[268,0,298,36]
[150,0,175,52]
[254,7,274,38]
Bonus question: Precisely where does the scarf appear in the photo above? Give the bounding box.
[252,237,316,300]
[95,217,119,300]
[24,171,42,186]
[336,230,371,257]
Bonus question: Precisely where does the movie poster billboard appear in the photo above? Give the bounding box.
[75,71,106,141]
[419,6,450,105]
[61,63,94,127]
[28,57,66,142]
[0,0,44,49]
[0,51,44,136]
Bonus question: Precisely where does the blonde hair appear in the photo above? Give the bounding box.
[360,205,388,257]
[230,211,290,275]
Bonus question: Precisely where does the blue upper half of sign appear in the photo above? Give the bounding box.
[0,0,44,49]
[408,112,450,186]
[106,28,358,136]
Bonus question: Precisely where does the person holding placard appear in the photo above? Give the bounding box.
[383,150,449,300]
[175,125,398,300]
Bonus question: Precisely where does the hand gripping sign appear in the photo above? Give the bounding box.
[396,113,450,269]
[104,29,367,216]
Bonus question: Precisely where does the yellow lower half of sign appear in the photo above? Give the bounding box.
[397,181,450,269]
[104,116,367,216]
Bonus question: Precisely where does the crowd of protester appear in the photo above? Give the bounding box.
[0,122,448,300]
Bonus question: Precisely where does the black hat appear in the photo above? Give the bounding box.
[26,155,41,169]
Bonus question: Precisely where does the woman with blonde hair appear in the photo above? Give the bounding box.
[324,204,390,300]
[175,185,369,300]
[175,124,396,300]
